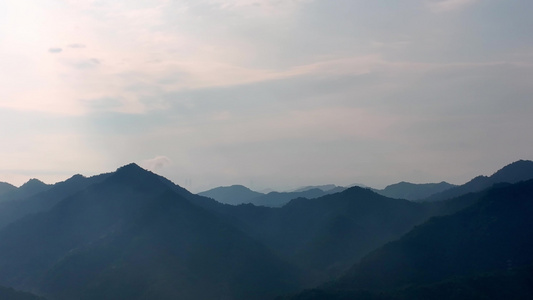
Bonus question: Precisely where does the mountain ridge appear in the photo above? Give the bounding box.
[426,159,533,201]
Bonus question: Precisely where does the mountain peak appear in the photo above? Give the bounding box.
[198,184,264,205]
[113,163,156,181]
[116,162,144,172]
[20,178,47,189]
[106,163,175,194]
[490,160,533,183]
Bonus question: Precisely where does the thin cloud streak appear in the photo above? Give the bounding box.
[428,0,480,12]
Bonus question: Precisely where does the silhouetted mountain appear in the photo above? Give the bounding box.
[0,286,46,300]
[19,179,50,195]
[3,161,531,300]
[292,185,341,193]
[198,185,264,205]
[250,189,328,207]
[374,181,455,201]
[0,182,17,198]
[427,159,533,201]
[0,179,51,203]
[289,179,533,299]
[0,163,303,300]
[0,173,111,229]
[199,187,453,282]
[249,187,350,208]
[285,265,533,300]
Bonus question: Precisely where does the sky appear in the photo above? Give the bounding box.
[1,0,532,192]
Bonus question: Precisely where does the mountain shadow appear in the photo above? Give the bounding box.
[0,164,304,300]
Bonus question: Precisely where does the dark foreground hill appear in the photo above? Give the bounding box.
[0,164,303,300]
[287,265,533,300]
[0,286,46,300]
[286,179,533,299]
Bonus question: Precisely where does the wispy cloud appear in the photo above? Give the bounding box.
[141,156,172,172]
[428,0,479,12]
[68,43,86,48]
[207,0,311,15]
[48,47,63,53]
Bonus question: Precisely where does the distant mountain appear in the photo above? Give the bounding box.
[0,164,303,300]
[198,185,347,207]
[426,159,533,201]
[198,186,463,281]
[0,173,111,229]
[0,179,51,202]
[289,179,533,299]
[292,185,340,193]
[198,185,264,205]
[374,181,456,201]
[0,182,17,197]
[250,189,331,207]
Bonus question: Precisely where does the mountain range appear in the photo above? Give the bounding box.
[0,160,531,299]
[198,184,346,207]
[287,178,533,299]
[373,181,456,201]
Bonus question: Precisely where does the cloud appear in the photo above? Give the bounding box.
[48,47,62,53]
[428,0,479,12]
[68,43,86,48]
[71,58,101,69]
[141,156,172,171]
[207,0,311,15]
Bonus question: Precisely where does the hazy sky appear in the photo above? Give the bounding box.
[1,0,532,192]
